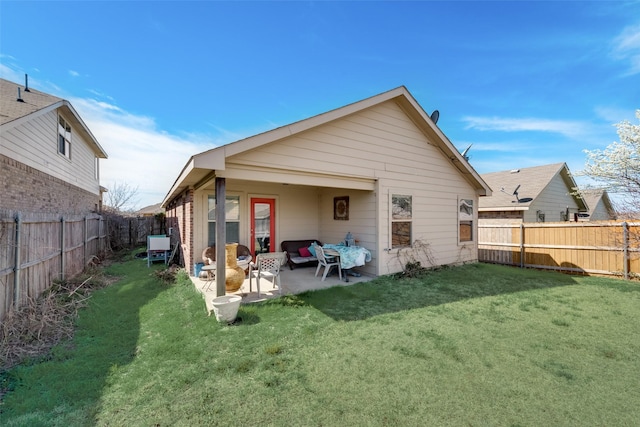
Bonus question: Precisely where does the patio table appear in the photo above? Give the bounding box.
[323,244,371,282]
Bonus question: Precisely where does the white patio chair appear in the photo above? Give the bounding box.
[249,252,287,297]
[314,245,342,281]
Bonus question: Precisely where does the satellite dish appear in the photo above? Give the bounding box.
[461,144,472,161]
[502,184,529,203]
[430,110,439,124]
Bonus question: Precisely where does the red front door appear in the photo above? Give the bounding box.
[250,198,276,255]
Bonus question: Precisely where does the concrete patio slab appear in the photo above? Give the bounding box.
[190,265,372,315]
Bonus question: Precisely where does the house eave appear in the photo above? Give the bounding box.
[1,99,108,159]
[479,206,530,212]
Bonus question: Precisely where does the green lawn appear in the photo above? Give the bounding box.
[1,256,639,426]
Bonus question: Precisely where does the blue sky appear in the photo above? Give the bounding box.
[1,1,639,209]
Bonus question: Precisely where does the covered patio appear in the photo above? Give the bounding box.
[190,264,373,314]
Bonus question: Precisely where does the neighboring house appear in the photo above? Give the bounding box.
[136,203,165,217]
[162,86,491,277]
[479,163,587,224]
[578,188,616,221]
[0,77,108,214]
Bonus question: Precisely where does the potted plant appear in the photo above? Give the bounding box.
[211,295,242,323]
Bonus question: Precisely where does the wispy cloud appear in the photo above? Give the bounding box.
[70,97,215,209]
[612,23,640,76]
[87,88,115,101]
[462,116,588,139]
[456,141,533,153]
[69,70,80,77]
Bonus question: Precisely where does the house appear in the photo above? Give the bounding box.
[162,86,491,278]
[0,77,108,214]
[136,203,165,217]
[578,188,616,221]
[479,163,587,223]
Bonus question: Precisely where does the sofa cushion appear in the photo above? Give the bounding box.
[290,255,317,264]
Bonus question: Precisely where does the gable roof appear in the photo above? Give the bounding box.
[580,188,615,216]
[136,203,165,216]
[0,78,107,158]
[479,162,587,211]
[163,86,491,205]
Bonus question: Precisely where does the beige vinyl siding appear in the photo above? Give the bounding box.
[227,100,479,275]
[1,109,101,195]
[378,179,477,275]
[525,173,579,223]
[588,200,610,220]
[228,101,443,179]
[318,188,377,276]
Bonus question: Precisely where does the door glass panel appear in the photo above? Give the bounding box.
[254,202,271,254]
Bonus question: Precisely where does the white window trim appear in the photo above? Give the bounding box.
[389,192,413,250]
[207,194,241,235]
[58,114,71,159]
[458,196,474,243]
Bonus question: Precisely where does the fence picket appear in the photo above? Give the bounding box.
[479,221,640,279]
[1,211,166,322]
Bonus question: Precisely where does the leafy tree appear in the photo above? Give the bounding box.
[580,110,640,213]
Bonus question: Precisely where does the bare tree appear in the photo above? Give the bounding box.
[579,110,640,213]
[104,182,140,213]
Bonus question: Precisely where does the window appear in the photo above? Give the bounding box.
[58,115,71,158]
[94,156,99,180]
[208,195,240,245]
[391,194,412,248]
[459,198,473,242]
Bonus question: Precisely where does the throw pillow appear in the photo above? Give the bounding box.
[307,245,317,256]
[298,247,312,257]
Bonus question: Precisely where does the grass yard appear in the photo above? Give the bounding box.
[1,254,639,426]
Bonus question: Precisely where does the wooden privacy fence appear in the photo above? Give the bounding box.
[0,211,107,322]
[478,221,640,279]
[104,214,166,250]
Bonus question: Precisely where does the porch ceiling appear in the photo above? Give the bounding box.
[163,163,375,205]
[218,164,376,191]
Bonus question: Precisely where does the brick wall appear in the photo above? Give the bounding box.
[165,188,194,273]
[479,210,523,220]
[0,154,101,215]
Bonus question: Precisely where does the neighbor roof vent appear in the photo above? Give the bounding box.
[24,74,30,92]
[17,87,24,103]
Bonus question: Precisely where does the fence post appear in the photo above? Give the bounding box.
[84,216,88,267]
[519,223,525,268]
[13,213,22,308]
[623,222,629,280]
[129,218,133,248]
[60,216,66,281]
